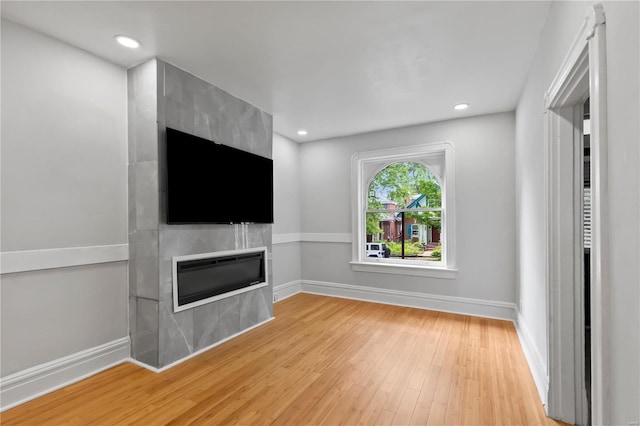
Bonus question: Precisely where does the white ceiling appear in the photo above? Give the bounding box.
[1,1,551,142]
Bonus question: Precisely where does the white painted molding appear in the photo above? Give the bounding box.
[349,261,457,279]
[272,233,352,244]
[1,244,129,274]
[273,280,303,302]
[544,4,609,424]
[0,337,130,411]
[516,311,549,408]
[272,233,302,245]
[586,6,609,425]
[350,141,456,269]
[274,283,547,411]
[301,233,352,243]
[130,317,275,373]
[126,357,161,373]
[301,280,516,321]
[278,284,546,406]
[544,4,605,109]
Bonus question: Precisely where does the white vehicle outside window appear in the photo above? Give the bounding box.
[366,242,390,258]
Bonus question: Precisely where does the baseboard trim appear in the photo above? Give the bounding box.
[515,311,549,408]
[1,244,129,274]
[301,233,352,243]
[0,290,546,415]
[297,281,549,406]
[130,316,276,373]
[300,280,517,321]
[274,280,303,302]
[0,337,130,412]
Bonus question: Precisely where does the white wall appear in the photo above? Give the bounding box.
[604,3,640,421]
[516,1,640,422]
[271,133,302,289]
[1,20,128,251]
[298,112,516,306]
[515,0,590,390]
[1,19,129,377]
[1,264,128,374]
[272,133,302,236]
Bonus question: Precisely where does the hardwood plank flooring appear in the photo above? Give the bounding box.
[1,293,571,425]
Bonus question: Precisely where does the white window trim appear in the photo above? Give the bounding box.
[350,142,457,279]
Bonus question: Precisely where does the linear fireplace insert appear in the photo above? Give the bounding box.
[172,247,268,313]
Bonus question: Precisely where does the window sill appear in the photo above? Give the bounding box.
[349,261,457,279]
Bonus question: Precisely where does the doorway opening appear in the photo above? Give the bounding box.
[582,97,592,425]
[544,5,608,425]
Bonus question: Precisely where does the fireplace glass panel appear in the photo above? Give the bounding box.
[176,251,266,308]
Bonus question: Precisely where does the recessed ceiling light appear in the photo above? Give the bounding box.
[454,103,469,110]
[115,35,140,49]
[297,130,308,136]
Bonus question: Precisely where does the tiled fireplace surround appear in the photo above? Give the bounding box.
[128,58,273,369]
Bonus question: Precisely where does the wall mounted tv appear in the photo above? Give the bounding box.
[165,127,273,224]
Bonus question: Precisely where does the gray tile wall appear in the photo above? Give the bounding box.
[128,58,273,369]
[128,59,161,366]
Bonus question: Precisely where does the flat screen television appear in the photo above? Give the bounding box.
[165,127,274,224]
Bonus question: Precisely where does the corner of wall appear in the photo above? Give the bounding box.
[515,309,549,408]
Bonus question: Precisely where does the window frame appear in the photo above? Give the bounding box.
[350,142,457,279]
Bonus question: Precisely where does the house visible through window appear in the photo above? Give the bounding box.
[366,162,443,263]
[350,142,456,277]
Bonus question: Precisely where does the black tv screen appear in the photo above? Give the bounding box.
[166,127,274,224]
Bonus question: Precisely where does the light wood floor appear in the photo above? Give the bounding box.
[2,293,571,425]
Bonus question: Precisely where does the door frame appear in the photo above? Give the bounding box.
[544,4,608,425]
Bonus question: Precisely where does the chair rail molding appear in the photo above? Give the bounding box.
[0,244,129,274]
[272,233,352,244]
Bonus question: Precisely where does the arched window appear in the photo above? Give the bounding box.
[351,142,456,278]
